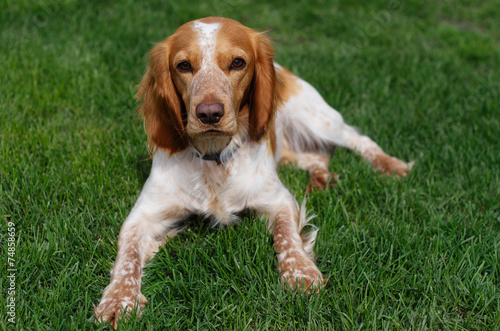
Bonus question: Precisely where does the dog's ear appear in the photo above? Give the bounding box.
[248,33,281,141]
[136,40,187,154]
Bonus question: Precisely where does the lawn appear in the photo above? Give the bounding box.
[1,0,499,329]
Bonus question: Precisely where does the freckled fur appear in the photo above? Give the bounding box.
[95,16,412,327]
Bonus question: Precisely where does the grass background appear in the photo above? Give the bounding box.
[1,0,499,329]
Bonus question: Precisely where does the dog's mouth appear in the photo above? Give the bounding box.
[204,129,224,135]
[196,128,236,138]
[187,122,236,137]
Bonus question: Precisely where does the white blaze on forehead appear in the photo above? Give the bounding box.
[192,21,221,68]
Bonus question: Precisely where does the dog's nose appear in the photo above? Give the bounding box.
[196,102,224,124]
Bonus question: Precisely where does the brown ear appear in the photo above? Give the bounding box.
[136,41,187,154]
[248,33,281,141]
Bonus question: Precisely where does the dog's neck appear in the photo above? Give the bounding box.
[198,150,227,165]
[191,136,231,155]
[190,134,247,165]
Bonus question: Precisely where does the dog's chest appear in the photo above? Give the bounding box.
[197,164,230,198]
[189,163,240,223]
[187,158,269,224]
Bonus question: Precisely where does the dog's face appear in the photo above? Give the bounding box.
[171,19,255,139]
[137,17,279,154]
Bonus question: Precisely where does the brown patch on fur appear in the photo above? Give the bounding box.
[276,66,302,103]
[267,121,278,157]
[306,167,337,193]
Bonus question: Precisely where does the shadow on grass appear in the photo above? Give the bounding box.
[135,154,152,185]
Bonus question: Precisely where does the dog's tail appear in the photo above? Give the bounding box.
[297,199,319,261]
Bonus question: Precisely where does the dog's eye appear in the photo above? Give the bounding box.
[177,61,192,72]
[230,58,246,70]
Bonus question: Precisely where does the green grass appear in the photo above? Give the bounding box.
[1,0,499,329]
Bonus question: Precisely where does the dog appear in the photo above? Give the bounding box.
[95,17,412,327]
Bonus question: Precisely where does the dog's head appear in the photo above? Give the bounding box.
[137,17,280,155]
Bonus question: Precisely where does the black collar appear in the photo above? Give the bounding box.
[193,137,247,165]
[200,152,224,165]
[193,138,246,165]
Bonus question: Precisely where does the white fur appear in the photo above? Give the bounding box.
[192,21,220,66]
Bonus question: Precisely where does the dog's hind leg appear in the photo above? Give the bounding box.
[279,138,338,193]
[276,66,412,177]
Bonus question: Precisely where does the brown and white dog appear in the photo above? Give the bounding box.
[95,17,412,327]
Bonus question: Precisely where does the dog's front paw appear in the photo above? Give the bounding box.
[279,253,325,294]
[95,285,148,329]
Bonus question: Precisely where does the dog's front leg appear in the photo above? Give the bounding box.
[95,195,189,328]
[256,189,324,293]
